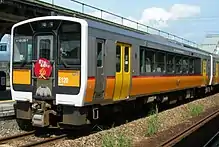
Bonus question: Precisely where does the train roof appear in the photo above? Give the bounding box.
[12,15,218,57]
[85,18,212,56]
[13,0,218,57]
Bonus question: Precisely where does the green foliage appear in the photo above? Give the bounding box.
[102,132,132,147]
[146,113,159,136]
[188,103,204,117]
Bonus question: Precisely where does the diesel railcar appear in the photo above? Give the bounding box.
[10,15,219,130]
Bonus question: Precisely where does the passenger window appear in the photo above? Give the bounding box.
[140,48,145,73]
[116,45,121,72]
[175,56,182,74]
[97,42,103,67]
[195,58,202,74]
[217,62,219,76]
[156,52,165,73]
[189,58,194,74]
[145,50,155,72]
[124,46,129,72]
[167,54,174,73]
[182,57,189,74]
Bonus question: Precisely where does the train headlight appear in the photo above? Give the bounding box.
[49,22,53,27]
[41,22,47,28]
[41,22,53,28]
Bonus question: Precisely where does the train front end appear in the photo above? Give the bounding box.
[10,16,88,129]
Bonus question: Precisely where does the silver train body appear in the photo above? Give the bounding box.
[10,16,219,129]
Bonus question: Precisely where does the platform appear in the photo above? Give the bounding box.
[0,100,15,117]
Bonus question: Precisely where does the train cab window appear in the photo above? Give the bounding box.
[145,50,155,72]
[175,56,182,74]
[182,57,189,74]
[116,45,121,72]
[189,58,195,74]
[167,54,174,73]
[58,21,81,65]
[13,23,33,64]
[156,52,165,73]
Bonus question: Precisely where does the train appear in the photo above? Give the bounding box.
[10,14,219,130]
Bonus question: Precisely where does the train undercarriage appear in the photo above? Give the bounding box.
[14,86,216,131]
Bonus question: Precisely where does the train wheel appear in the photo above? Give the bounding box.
[16,119,33,131]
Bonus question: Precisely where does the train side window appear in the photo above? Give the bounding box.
[116,45,121,72]
[175,56,182,74]
[97,41,103,67]
[140,48,145,73]
[156,52,165,73]
[167,54,174,73]
[182,57,189,74]
[189,58,195,74]
[145,50,155,72]
[217,62,219,76]
[195,58,201,74]
[2,45,6,51]
[0,45,6,51]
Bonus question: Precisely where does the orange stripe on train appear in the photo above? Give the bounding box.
[130,75,204,96]
[85,75,207,103]
[84,77,115,103]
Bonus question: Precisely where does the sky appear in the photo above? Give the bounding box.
[2,0,219,45]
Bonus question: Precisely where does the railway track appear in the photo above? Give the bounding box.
[0,92,218,147]
[203,130,219,147]
[159,108,219,147]
[0,130,67,147]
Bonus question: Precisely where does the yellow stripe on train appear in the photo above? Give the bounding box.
[13,69,31,85]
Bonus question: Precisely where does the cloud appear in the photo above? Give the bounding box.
[87,4,200,29]
[170,4,200,19]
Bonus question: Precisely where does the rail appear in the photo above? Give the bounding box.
[203,130,219,147]
[0,131,35,142]
[20,134,67,147]
[159,109,219,147]
[0,130,66,147]
[36,0,198,48]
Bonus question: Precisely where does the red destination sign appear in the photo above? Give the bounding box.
[34,58,52,80]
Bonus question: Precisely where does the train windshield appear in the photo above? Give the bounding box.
[12,19,81,65]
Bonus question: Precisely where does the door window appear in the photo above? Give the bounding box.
[116,45,121,72]
[37,36,53,60]
[97,42,103,67]
[39,39,51,59]
[124,46,129,72]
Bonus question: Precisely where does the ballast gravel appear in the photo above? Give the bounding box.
[1,93,219,147]
[0,119,25,138]
[51,93,219,147]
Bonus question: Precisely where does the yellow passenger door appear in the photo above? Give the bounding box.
[113,43,131,101]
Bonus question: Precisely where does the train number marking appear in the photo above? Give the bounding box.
[58,77,69,85]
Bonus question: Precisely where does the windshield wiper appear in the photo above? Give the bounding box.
[60,58,69,68]
[20,60,28,67]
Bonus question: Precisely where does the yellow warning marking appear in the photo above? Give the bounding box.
[0,100,15,103]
